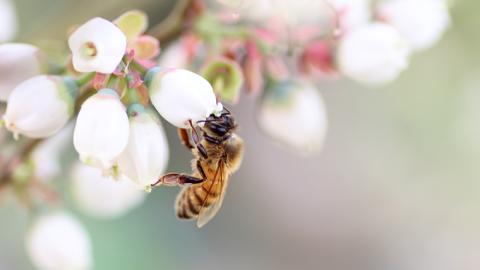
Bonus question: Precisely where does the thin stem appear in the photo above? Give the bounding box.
[148,0,194,43]
[130,60,147,75]
[75,88,96,114]
[0,139,42,189]
[322,0,342,39]
[136,84,150,106]
[75,72,95,87]
[107,75,120,89]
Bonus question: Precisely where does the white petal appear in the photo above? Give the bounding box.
[215,0,332,26]
[258,81,328,155]
[68,17,127,74]
[3,75,76,138]
[330,0,371,31]
[73,89,129,171]
[32,123,74,182]
[158,41,189,69]
[148,68,222,128]
[0,0,17,42]
[338,22,411,84]
[0,43,46,101]
[118,104,169,188]
[26,212,92,270]
[71,162,145,218]
[378,0,450,51]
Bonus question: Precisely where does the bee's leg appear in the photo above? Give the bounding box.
[151,173,205,187]
[178,128,194,150]
[196,160,207,179]
[188,120,208,159]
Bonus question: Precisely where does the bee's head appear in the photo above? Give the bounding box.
[201,108,236,137]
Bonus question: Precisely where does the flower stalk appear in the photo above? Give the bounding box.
[0,138,42,189]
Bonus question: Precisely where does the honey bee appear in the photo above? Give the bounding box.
[152,108,244,228]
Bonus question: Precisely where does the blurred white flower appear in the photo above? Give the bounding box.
[0,0,17,43]
[330,0,371,32]
[71,162,146,218]
[0,43,46,101]
[26,212,92,270]
[258,81,328,155]
[262,0,327,26]
[147,68,223,128]
[68,17,127,74]
[215,0,272,21]
[3,75,77,138]
[73,89,129,172]
[214,0,330,27]
[337,22,411,84]
[378,0,450,51]
[118,104,169,189]
[158,41,189,69]
[32,123,74,182]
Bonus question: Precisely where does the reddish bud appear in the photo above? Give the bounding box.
[131,35,160,60]
[93,73,108,90]
[300,41,336,76]
[243,41,264,96]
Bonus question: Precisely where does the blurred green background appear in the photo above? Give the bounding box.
[2,0,480,269]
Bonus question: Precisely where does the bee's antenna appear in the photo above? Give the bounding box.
[196,119,221,124]
[220,107,231,117]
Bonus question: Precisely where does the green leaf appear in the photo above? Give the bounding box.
[114,10,149,42]
[201,58,244,104]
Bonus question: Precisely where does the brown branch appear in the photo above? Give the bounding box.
[0,139,42,189]
[149,0,198,43]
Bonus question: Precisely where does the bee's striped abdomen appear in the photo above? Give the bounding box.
[175,179,221,219]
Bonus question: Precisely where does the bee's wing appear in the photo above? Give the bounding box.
[196,160,228,228]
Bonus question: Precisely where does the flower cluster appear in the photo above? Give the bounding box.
[0,11,224,270]
[211,0,450,84]
[157,0,451,153]
[2,14,223,190]
[0,1,453,268]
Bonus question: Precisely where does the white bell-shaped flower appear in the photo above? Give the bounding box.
[73,89,129,171]
[3,75,77,138]
[330,0,371,32]
[158,41,189,69]
[32,123,73,182]
[337,22,411,84]
[216,0,333,27]
[0,0,17,43]
[258,81,328,155]
[0,43,46,101]
[68,17,127,74]
[71,162,146,218]
[378,0,450,51]
[147,68,223,128]
[117,104,169,189]
[26,212,92,270]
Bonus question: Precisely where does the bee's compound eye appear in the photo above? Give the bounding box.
[209,123,228,136]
